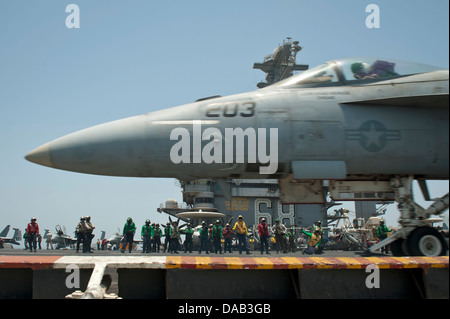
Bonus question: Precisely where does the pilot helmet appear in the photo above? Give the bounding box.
[351,62,370,74]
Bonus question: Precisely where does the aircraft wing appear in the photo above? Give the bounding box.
[2,238,20,245]
[342,93,448,107]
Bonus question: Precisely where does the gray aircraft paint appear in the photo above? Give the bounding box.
[26,58,448,186]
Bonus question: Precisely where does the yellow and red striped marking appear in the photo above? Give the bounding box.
[164,256,449,270]
[0,255,448,270]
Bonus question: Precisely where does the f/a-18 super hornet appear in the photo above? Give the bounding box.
[44,225,77,249]
[26,57,449,256]
[0,225,21,246]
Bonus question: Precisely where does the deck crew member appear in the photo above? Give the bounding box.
[75,216,86,253]
[26,217,39,253]
[377,220,391,254]
[141,219,152,253]
[170,221,180,254]
[301,228,321,255]
[163,222,171,253]
[222,223,233,253]
[84,216,95,253]
[198,221,209,254]
[272,219,287,253]
[212,220,223,254]
[232,215,251,255]
[183,223,193,253]
[258,218,270,255]
[122,217,136,253]
[153,223,162,252]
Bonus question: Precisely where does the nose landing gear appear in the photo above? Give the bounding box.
[368,176,448,257]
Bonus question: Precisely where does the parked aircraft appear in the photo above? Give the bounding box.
[26,57,449,256]
[44,225,77,249]
[0,225,21,245]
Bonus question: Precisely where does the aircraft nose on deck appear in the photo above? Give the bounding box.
[25,115,150,176]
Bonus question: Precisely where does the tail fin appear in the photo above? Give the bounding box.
[12,228,22,242]
[0,225,10,237]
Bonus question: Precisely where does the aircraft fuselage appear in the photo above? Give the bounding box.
[25,61,449,183]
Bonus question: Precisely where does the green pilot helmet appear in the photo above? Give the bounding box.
[351,62,370,74]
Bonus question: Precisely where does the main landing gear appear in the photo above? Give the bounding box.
[368,176,449,256]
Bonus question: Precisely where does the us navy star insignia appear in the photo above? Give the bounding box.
[346,120,401,152]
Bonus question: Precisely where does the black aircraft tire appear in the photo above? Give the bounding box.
[391,239,407,256]
[406,226,447,256]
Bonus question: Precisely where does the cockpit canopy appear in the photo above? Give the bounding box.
[272,57,443,88]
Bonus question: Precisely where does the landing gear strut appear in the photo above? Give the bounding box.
[368,176,449,256]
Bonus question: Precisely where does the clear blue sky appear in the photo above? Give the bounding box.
[0,0,448,239]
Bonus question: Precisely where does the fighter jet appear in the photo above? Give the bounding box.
[0,225,21,245]
[107,228,143,250]
[44,225,77,249]
[25,57,449,256]
[107,229,124,249]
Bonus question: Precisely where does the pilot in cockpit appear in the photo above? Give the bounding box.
[351,60,399,79]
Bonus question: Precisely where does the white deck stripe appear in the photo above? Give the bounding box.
[53,256,167,269]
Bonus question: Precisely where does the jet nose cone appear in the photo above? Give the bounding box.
[24,115,154,176]
[25,143,54,168]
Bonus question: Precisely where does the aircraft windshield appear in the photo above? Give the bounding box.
[272,57,442,88]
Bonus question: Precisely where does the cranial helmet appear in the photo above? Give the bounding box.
[351,62,370,74]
